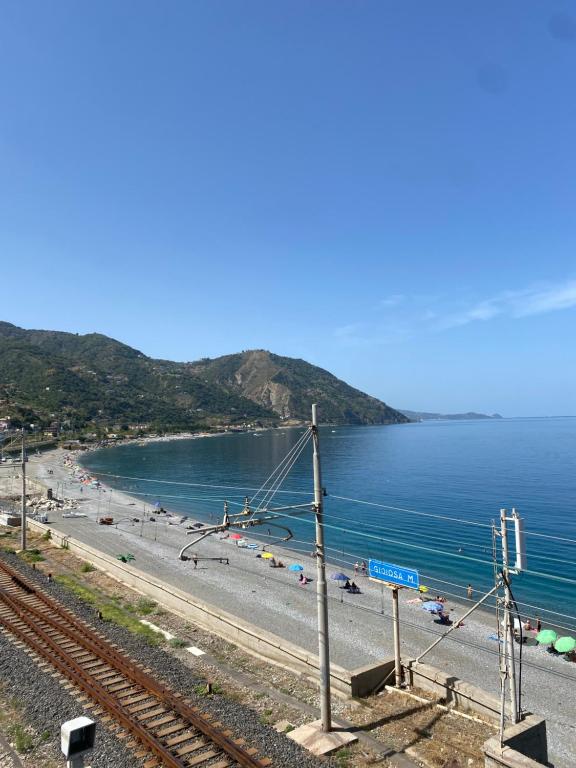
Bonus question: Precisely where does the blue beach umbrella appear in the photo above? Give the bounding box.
[288,564,304,572]
[422,601,444,613]
[331,572,349,582]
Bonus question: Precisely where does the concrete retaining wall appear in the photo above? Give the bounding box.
[27,520,356,695]
[483,715,548,767]
[404,659,502,721]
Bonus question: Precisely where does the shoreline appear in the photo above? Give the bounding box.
[14,447,576,768]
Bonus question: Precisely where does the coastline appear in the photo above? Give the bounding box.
[16,447,576,767]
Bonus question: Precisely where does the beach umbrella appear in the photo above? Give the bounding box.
[330,572,349,582]
[422,601,444,613]
[230,533,243,540]
[418,585,429,594]
[554,636,576,654]
[261,552,274,560]
[536,629,558,645]
[288,564,304,572]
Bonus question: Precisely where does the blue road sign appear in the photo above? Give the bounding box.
[368,559,420,590]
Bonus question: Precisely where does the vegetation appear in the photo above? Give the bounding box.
[135,597,157,615]
[168,637,187,648]
[54,575,164,645]
[18,549,45,563]
[193,682,223,697]
[8,724,34,753]
[0,322,407,429]
[80,562,96,573]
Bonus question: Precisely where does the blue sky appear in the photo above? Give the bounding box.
[1,1,575,416]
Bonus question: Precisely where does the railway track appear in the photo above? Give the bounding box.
[0,558,271,768]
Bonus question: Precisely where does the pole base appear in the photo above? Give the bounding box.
[286,719,357,755]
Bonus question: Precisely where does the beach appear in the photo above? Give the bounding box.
[13,448,576,767]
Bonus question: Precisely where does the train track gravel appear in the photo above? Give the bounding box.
[0,553,330,768]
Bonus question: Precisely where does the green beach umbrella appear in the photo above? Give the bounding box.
[536,629,557,645]
[554,636,576,654]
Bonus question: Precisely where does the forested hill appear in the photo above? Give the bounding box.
[0,322,408,430]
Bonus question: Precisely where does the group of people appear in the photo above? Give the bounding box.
[342,579,361,594]
[354,560,368,576]
[298,573,310,586]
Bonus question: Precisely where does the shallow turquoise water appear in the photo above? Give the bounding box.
[83,418,576,628]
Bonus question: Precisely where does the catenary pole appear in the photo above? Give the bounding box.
[501,508,518,724]
[392,587,402,687]
[312,404,332,732]
[21,429,27,551]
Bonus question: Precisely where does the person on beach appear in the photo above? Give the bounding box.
[354,562,359,575]
[193,556,198,569]
[536,616,542,632]
[361,561,367,576]
[467,584,473,600]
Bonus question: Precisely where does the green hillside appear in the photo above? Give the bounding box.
[0,322,408,430]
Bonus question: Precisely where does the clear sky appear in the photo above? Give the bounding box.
[1,1,575,416]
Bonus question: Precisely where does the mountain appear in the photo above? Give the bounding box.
[186,350,408,425]
[399,409,503,421]
[0,322,408,430]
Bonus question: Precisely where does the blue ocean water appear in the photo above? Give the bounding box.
[82,418,576,628]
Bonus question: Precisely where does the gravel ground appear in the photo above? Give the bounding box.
[0,630,136,768]
[11,449,576,768]
[0,551,331,768]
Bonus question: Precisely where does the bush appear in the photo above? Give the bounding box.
[169,638,187,648]
[8,725,33,753]
[80,562,96,573]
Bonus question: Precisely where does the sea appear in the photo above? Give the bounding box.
[82,417,576,631]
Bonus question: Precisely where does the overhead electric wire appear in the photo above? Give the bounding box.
[268,507,576,587]
[250,429,312,514]
[249,428,312,510]
[330,494,493,529]
[88,470,314,497]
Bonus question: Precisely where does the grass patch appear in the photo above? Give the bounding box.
[193,682,223,697]
[169,637,187,648]
[41,530,52,541]
[135,597,157,615]
[259,709,274,725]
[335,747,352,767]
[54,575,163,646]
[80,562,96,573]
[18,549,45,563]
[8,724,34,753]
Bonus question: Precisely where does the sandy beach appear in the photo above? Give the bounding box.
[9,448,575,767]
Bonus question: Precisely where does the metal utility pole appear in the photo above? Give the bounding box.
[500,508,518,724]
[21,429,27,551]
[392,587,402,687]
[312,404,332,732]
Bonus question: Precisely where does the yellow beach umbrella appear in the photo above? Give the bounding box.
[261,552,274,559]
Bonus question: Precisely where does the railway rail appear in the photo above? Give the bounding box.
[0,557,271,768]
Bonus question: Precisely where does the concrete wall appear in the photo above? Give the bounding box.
[349,659,396,698]
[404,659,502,722]
[27,520,355,695]
[484,715,549,767]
